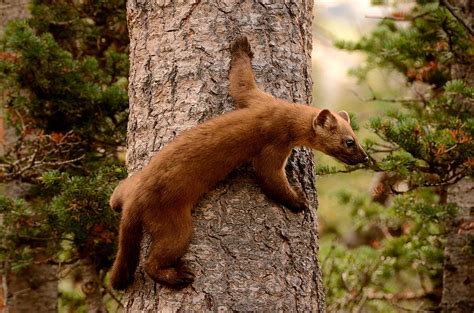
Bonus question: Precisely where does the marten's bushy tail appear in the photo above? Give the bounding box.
[229,36,257,108]
[110,212,142,290]
[231,35,253,59]
[229,36,274,109]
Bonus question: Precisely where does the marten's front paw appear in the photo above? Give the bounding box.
[287,197,309,213]
[145,263,195,289]
[286,188,310,213]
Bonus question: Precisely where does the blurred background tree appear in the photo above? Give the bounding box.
[0,0,128,311]
[316,0,473,311]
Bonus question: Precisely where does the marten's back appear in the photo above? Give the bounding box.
[131,104,288,208]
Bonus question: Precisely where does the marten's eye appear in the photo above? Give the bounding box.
[345,139,355,147]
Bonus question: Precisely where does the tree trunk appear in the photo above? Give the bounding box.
[1,188,58,313]
[441,1,474,312]
[0,0,29,30]
[124,0,324,311]
[442,181,474,312]
[81,258,107,313]
[5,249,57,313]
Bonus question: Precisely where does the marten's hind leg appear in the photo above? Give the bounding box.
[229,36,275,109]
[144,208,194,288]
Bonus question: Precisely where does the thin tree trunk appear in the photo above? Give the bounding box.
[442,181,474,312]
[441,1,474,312]
[0,0,29,30]
[124,0,324,311]
[1,188,58,313]
[5,249,57,313]
[81,258,107,313]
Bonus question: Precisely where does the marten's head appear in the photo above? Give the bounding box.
[311,109,368,165]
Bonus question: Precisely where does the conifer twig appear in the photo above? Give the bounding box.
[440,0,474,35]
[365,11,431,22]
[349,89,422,104]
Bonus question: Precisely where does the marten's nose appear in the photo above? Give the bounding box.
[363,156,369,163]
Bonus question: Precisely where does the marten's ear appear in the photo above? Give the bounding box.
[313,109,337,130]
[338,111,350,123]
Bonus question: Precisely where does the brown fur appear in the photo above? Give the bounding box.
[109,36,368,290]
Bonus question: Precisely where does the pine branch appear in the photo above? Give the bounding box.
[349,89,423,104]
[365,290,427,300]
[365,15,408,22]
[440,0,474,35]
[365,11,432,22]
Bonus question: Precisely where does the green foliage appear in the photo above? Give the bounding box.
[336,0,473,190]
[323,188,456,311]
[348,112,360,131]
[0,0,128,309]
[59,289,86,313]
[336,2,472,87]
[323,0,473,310]
[1,19,128,142]
[0,165,125,273]
[46,166,126,267]
[29,0,128,60]
[0,197,42,272]
[323,243,396,312]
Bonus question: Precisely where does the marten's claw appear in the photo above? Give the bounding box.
[287,198,309,213]
[173,271,195,288]
[175,263,195,285]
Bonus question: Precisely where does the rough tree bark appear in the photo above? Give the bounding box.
[123,0,325,311]
[442,181,474,312]
[441,1,474,312]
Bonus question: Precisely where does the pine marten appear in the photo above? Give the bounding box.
[109,36,368,290]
